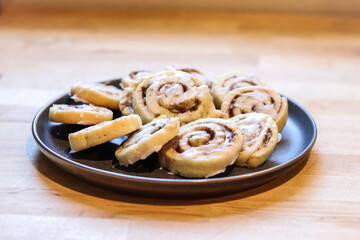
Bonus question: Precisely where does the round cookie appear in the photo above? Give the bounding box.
[159,118,243,178]
[230,113,279,168]
[68,115,142,153]
[115,117,180,166]
[221,86,288,132]
[49,104,113,125]
[212,71,267,109]
[133,70,221,125]
[70,82,123,110]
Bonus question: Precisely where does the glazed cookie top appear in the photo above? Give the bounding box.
[133,70,221,125]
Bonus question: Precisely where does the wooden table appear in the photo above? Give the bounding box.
[1,7,360,239]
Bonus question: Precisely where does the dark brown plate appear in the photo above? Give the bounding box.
[32,79,317,198]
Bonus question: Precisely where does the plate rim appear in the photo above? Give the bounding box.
[31,82,317,185]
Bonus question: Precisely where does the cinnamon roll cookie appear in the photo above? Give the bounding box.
[115,117,180,166]
[166,65,215,88]
[221,86,288,132]
[118,86,135,115]
[70,82,123,110]
[68,115,142,153]
[119,71,153,115]
[49,104,113,125]
[230,113,279,168]
[212,71,267,109]
[121,70,153,89]
[133,70,221,125]
[159,118,243,178]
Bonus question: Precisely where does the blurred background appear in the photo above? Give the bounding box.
[2,0,360,15]
[0,0,359,113]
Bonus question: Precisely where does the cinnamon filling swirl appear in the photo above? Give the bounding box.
[182,127,216,150]
[133,70,220,125]
[223,87,279,119]
[173,121,237,154]
[159,118,243,178]
[212,71,266,109]
[230,113,279,168]
[141,86,148,105]
[179,68,201,75]
[263,128,272,146]
[228,80,257,90]
[229,95,240,117]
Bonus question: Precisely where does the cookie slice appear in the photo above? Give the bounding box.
[70,82,123,110]
[159,118,243,178]
[230,113,279,168]
[69,115,142,153]
[115,117,180,166]
[49,104,113,125]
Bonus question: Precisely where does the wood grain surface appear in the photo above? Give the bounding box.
[0,7,360,240]
[9,0,360,15]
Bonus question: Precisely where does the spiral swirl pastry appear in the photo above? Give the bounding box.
[115,117,180,166]
[212,71,267,109]
[121,70,153,89]
[230,113,279,168]
[119,71,153,115]
[221,86,288,132]
[166,65,215,88]
[70,83,123,110]
[118,86,135,115]
[133,70,221,125]
[159,118,243,178]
